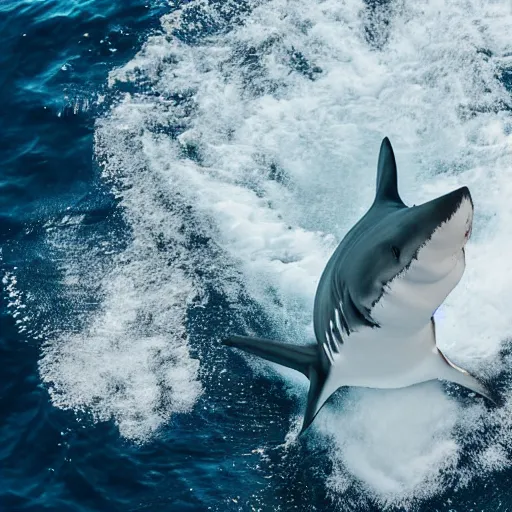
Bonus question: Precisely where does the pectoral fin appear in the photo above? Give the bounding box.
[438,349,496,404]
[223,335,318,376]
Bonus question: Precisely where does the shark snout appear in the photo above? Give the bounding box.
[459,188,474,242]
[452,187,474,246]
[398,185,475,271]
[439,186,473,218]
[426,186,473,247]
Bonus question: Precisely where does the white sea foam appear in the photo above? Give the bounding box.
[323,384,459,506]
[38,0,512,504]
[39,232,203,440]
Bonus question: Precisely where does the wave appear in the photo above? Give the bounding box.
[35,0,512,507]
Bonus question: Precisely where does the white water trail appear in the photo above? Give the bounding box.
[38,0,512,505]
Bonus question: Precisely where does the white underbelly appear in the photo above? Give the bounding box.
[325,323,441,390]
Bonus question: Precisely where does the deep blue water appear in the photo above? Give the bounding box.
[2,1,512,511]
[0,2,324,510]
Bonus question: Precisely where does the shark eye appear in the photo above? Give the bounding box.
[391,246,400,260]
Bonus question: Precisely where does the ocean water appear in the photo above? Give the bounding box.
[2,0,512,510]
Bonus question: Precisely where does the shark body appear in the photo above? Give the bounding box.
[224,138,492,433]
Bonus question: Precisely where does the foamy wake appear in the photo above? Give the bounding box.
[31,0,512,505]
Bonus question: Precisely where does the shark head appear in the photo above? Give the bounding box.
[368,184,473,329]
[336,138,474,332]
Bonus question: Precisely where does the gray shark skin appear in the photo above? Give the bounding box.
[224,137,494,434]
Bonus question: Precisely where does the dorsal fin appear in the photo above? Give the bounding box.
[375,137,405,205]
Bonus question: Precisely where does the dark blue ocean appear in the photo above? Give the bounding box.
[2,1,512,510]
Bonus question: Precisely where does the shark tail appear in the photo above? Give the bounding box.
[223,335,328,434]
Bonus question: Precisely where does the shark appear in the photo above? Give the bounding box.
[224,137,493,434]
